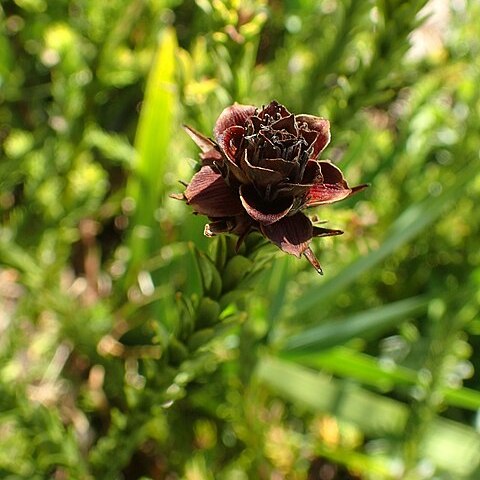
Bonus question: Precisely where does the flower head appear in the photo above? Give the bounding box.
[175,101,366,274]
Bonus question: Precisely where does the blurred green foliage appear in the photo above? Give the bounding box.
[1,0,480,478]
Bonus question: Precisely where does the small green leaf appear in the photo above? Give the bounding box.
[175,293,195,340]
[191,245,223,298]
[188,328,215,351]
[209,235,228,271]
[222,255,253,291]
[195,297,221,328]
[168,337,189,365]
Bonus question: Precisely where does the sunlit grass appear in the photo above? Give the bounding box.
[1,0,480,478]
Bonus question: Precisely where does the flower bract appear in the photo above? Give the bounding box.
[176,101,367,274]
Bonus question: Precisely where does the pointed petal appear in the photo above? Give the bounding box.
[239,184,293,225]
[183,125,223,166]
[217,125,245,162]
[224,156,250,184]
[320,161,348,186]
[306,184,351,206]
[240,150,284,186]
[185,166,243,217]
[200,148,223,166]
[303,247,323,275]
[274,182,311,198]
[214,104,256,141]
[312,226,343,237]
[260,212,313,257]
[306,161,351,206]
[297,115,330,158]
[217,126,251,183]
[350,183,369,196]
[271,114,296,134]
[274,161,322,198]
[260,158,296,177]
[183,125,216,153]
[302,159,323,183]
[300,129,318,149]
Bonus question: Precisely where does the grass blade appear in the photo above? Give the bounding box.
[283,295,430,353]
[126,27,177,273]
[289,346,417,389]
[289,346,480,411]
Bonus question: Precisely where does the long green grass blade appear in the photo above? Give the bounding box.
[443,388,480,411]
[289,346,480,411]
[290,346,417,389]
[283,295,430,353]
[126,27,177,273]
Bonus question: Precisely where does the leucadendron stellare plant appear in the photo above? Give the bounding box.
[162,101,367,403]
[174,100,367,274]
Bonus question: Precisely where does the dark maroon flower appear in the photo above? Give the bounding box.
[175,101,367,274]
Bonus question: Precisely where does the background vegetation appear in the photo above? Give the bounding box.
[1,0,480,478]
